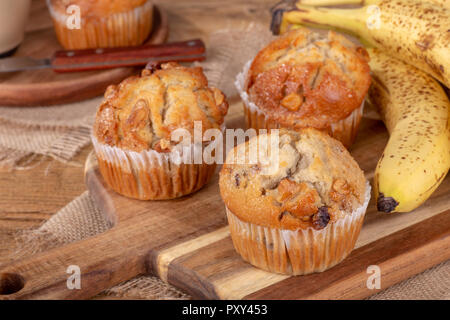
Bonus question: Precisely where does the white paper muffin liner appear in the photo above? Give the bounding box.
[226,181,371,275]
[47,0,153,49]
[91,135,216,200]
[235,60,365,148]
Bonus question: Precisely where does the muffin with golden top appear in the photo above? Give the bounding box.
[47,0,154,49]
[219,128,370,275]
[93,62,228,200]
[235,28,371,148]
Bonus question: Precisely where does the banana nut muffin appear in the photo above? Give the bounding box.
[240,28,371,148]
[93,62,228,200]
[47,0,154,49]
[219,128,370,275]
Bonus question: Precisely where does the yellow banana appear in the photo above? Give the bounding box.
[368,48,450,213]
[296,0,449,8]
[297,0,362,5]
[428,0,450,8]
[271,0,450,87]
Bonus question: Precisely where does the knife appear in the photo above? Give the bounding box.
[0,39,206,73]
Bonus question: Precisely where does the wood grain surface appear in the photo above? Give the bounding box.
[1,0,448,300]
[1,108,448,299]
[0,2,168,106]
[51,39,206,72]
[87,116,450,300]
[0,0,273,266]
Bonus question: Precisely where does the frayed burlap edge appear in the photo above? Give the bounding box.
[0,124,91,171]
[9,228,190,300]
[98,276,190,300]
[0,96,99,171]
[7,229,64,266]
[2,23,448,300]
[368,260,450,300]
[7,190,449,300]
[5,191,189,300]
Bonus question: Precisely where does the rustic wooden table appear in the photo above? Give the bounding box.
[1,0,449,301]
[0,0,273,262]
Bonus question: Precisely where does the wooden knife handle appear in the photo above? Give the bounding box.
[51,39,206,72]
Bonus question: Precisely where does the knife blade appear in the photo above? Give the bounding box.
[0,39,206,73]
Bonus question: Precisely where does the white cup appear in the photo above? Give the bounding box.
[0,0,32,56]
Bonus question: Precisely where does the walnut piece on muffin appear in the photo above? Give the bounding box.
[94,62,229,153]
[92,62,228,200]
[243,28,371,148]
[219,128,366,231]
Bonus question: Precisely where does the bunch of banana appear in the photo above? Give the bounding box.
[271,0,450,213]
[290,0,449,8]
[271,0,450,87]
[368,48,449,213]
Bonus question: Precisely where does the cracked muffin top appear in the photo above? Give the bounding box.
[246,28,371,130]
[93,62,228,152]
[219,128,366,230]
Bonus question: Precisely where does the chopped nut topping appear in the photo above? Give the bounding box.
[333,178,350,194]
[95,62,228,153]
[212,87,224,106]
[104,85,117,99]
[141,69,152,77]
[281,92,303,111]
[159,138,170,150]
[277,178,320,218]
[277,178,302,201]
[125,100,149,131]
[143,61,162,75]
[153,139,171,153]
[161,62,179,70]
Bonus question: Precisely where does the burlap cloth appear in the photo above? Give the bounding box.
[1,24,449,300]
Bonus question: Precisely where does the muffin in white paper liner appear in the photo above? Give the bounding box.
[47,0,154,49]
[226,181,371,275]
[91,135,216,200]
[235,60,365,149]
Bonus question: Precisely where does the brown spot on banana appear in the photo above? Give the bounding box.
[419,171,447,196]
[415,34,435,51]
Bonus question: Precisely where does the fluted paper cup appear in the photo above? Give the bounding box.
[47,0,153,49]
[235,60,365,149]
[226,182,371,275]
[91,136,216,200]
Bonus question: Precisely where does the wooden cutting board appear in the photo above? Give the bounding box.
[0,5,168,106]
[0,98,449,299]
